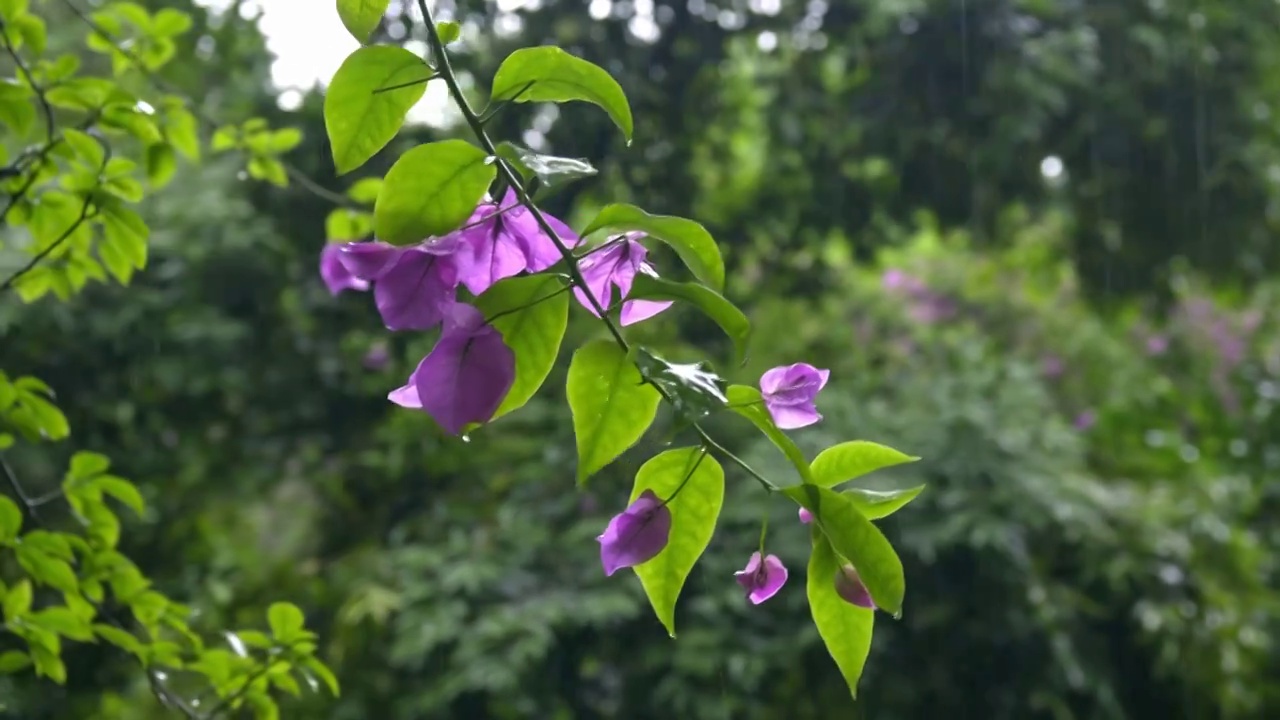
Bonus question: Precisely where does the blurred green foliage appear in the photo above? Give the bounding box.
[2,0,1279,718]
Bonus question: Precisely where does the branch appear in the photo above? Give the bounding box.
[414,1,778,493]
[0,455,203,719]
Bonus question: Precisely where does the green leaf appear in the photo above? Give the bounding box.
[631,348,726,422]
[303,656,341,696]
[337,0,389,43]
[784,484,906,615]
[726,385,813,483]
[12,13,46,56]
[0,0,28,22]
[345,177,382,204]
[3,580,32,619]
[566,340,662,485]
[807,529,874,699]
[627,275,749,364]
[0,650,31,674]
[473,275,569,421]
[0,496,22,543]
[29,645,65,684]
[494,142,597,188]
[95,476,145,516]
[62,129,105,168]
[630,448,724,637]
[324,46,431,175]
[69,451,109,480]
[30,607,96,642]
[268,602,305,640]
[809,441,920,489]
[144,143,177,187]
[16,546,79,593]
[436,20,460,45]
[374,140,494,244]
[151,8,192,36]
[490,46,633,141]
[93,624,144,656]
[841,486,927,521]
[583,204,724,291]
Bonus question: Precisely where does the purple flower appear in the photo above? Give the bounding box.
[1144,334,1169,356]
[734,551,788,604]
[451,190,580,295]
[387,304,515,434]
[1073,409,1096,431]
[339,240,460,331]
[319,243,369,295]
[881,269,925,294]
[759,363,830,429]
[573,233,673,326]
[362,341,390,371]
[798,507,813,524]
[835,565,875,609]
[597,489,671,576]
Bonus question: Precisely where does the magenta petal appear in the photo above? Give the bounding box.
[387,383,421,408]
[597,489,672,576]
[765,402,823,430]
[501,189,579,271]
[835,565,876,609]
[798,507,813,524]
[338,241,403,280]
[734,552,788,605]
[619,298,673,326]
[760,363,830,429]
[373,249,459,331]
[453,223,528,296]
[404,304,515,434]
[320,243,369,295]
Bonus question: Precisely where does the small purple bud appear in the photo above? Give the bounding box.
[734,551,788,605]
[798,507,813,524]
[759,363,830,430]
[597,489,671,576]
[835,565,875,609]
[363,342,390,371]
[1073,410,1096,431]
[1145,335,1169,356]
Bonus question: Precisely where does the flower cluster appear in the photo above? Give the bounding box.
[319,191,675,434]
[322,198,868,609]
[593,361,872,608]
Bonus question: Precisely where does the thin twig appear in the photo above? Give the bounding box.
[414,1,778,493]
[0,29,55,142]
[0,194,96,293]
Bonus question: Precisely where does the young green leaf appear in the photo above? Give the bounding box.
[726,385,813,483]
[810,441,920,489]
[374,140,495,244]
[490,46,633,141]
[843,486,926,521]
[15,546,78,593]
[583,204,724,291]
[143,143,177,187]
[268,602,306,640]
[3,579,32,619]
[336,0,389,43]
[785,484,906,615]
[474,275,570,421]
[0,496,21,543]
[324,46,432,175]
[630,447,724,637]
[627,275,750,364]
[566,340,662,485]
[807,529,874,699]
[29,607,95,642]
[436,20,461,44]
[0,650,31,674]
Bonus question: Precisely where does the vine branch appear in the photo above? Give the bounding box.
[414,1,777,492]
